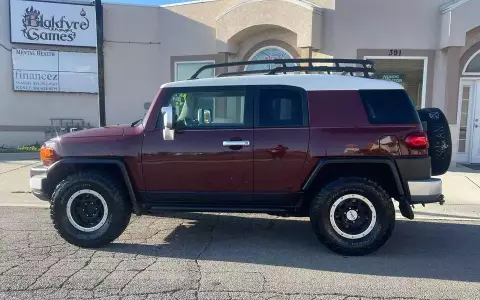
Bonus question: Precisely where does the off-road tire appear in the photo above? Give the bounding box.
[417,107,452,176]
[51,171,131,248]
[309,177,395,256]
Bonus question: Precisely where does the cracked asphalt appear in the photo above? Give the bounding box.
[1,207,480,300]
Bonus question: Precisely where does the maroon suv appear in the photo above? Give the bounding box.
[29,59,452,255]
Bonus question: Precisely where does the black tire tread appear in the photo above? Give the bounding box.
[51,171,131,248]
[310,177,395,256]
[417,108,452,176]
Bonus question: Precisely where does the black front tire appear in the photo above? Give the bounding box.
[51,171,132,248]
[309,177,395,256]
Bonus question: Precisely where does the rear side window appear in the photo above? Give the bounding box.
[360,89,420,124]
[256,87,308,127]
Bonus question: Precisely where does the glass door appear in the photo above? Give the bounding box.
[469,81,480,163]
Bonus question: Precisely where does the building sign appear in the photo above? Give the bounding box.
[10,0,97,47]
[375,73,405,83]
[12,48,98,93]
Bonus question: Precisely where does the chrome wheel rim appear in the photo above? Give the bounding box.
[66,189,108,232]
[329,194,376,239]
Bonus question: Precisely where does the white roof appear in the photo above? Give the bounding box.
[161,74,404,91]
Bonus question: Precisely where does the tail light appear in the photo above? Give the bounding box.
[40,145,58,166]
[405,132,429,149]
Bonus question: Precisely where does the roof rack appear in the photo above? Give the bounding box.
[189,58,375,79]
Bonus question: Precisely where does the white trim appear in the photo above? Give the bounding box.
[162,0,216,8]
[456,78,480,162]
[440,0,472,13]
[174,60,215,81]
[364,56,429,109]
[462,49,480,75]
[470,81,480,163]
[215,0,323,21]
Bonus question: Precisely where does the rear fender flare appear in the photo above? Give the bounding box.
[301,158,407,199]
[47,158,141,214]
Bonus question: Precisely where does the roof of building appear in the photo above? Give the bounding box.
[161,74,404,91]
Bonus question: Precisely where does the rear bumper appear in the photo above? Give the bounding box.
[408,178,444,205]
[29,166,49,201]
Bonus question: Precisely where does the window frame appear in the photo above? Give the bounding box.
[174,60,215,81]
[156,86,253,130]
[253,85,309,128]
[462,49,480,76]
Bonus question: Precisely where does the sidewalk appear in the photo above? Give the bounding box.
[0,154,43,207]
[0,155,479,220]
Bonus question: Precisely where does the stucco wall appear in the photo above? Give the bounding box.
[0,0,99,147]
[326,0,443,57]
[103,3,218,125]
[440,0,480,48]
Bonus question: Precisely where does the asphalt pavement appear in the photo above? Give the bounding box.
[0,155,479,299]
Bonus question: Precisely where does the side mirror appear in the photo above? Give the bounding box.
[203,109,211,124]
[197,108,212,124]
[161,106,175,141]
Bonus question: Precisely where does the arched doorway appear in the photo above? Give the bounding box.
[458,49,480,163]
[245,46,296,71]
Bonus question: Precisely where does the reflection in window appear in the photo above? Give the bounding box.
[258,89,304,127]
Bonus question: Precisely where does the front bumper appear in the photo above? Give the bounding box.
[408,178,444,205]
[30,166,49,201]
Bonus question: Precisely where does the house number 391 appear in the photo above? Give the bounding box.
[389,49,402,56]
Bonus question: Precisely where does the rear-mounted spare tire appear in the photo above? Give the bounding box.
[417,108,452,176]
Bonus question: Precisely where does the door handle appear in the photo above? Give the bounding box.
[223,140,250,147]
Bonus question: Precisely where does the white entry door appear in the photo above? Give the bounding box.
[471,81,480,163]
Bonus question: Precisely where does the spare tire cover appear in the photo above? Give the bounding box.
[417,108,452,176]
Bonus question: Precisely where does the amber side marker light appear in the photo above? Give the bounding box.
[40,146,58,166]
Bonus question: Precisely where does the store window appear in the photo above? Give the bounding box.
[368,58,427,110]
[246,46,296,71]
[464,50,480,74]
[175,61,214,81]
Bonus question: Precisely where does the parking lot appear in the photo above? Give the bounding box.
[1,155,480,300]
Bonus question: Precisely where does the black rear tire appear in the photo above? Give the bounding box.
[309,177,395,256]
[51,171,131,248]
[417,108,452,176]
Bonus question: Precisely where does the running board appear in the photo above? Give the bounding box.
[145,206,289,214]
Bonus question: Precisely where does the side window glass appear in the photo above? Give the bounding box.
[158,89,246,129]
[257,88,305,127]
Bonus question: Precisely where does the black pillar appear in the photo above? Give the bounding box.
[95,0,106,126]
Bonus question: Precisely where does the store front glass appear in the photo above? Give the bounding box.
[367,58,427,110]
[246,46,296,71]
[175,61,215,81]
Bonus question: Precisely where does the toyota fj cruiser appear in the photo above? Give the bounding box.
[29,59,452,255]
